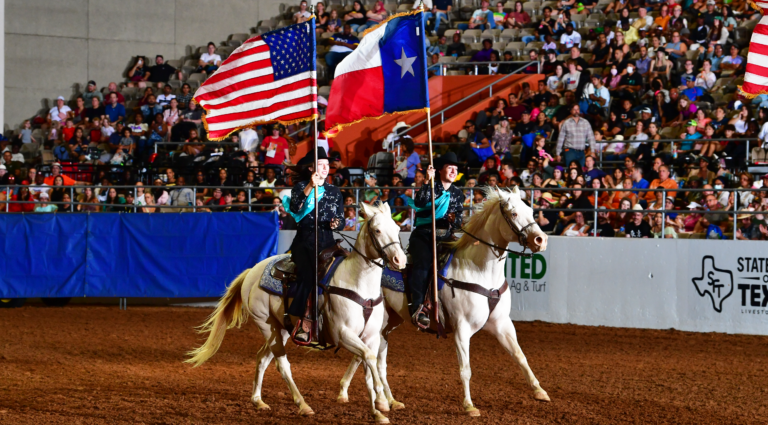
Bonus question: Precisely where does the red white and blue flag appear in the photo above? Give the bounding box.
[194,21,318,140]
[741,11,768,97]
[326,11,429,137]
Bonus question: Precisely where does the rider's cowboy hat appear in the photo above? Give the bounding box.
[296,147,329,167]
[434,152,461,170]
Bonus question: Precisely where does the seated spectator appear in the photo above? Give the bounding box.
[127,56,149,88]
[176,84,193,109]
[106,82,125,103]
[157,85,176,109]
[103,187,126,212]
[471,39,495,63]
[459,0,495,30]
[736,212,761,240]
[325,9,342,33]
[651,213,677,238]
[696,193,729,233]
[198,42,222,75]
[720,44,744,73]
[141,192,159,213]
[8,184,35,213]
[665,31,687,63]
[48,96,72,127]
[590,207,616,237]
[561,212,590,236]
[82,80,103,104]
[34,192,58,213]
[293,0,312,23]
[625,205,651,237]
[357,1,388,32]
[171,175,195,208]
[325,25,359,75]
[146,55,180,87]
[507,1,532,28]
[558,23,581,53]
[104,92,126,123]
[644,164,677,203]
[536,192,559,232]
[162,99,181,139]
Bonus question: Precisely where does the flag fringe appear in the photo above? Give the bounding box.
[202,113,318,142]
[325,108,429,138]
[737,85,768,99]
[359,8,426,39]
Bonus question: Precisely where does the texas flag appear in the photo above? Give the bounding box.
[326,11,429,136]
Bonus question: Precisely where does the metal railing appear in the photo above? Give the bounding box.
[153,141,239,154]
[1,184,765,240]
[589,137,760,168]
[427,60,539,78]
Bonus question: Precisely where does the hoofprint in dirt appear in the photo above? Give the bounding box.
[1,306,767,424]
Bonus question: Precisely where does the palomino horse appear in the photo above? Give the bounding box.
[186,202,407,424]
[338,186,550,416]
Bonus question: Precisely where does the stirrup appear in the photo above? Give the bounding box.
[291,318,313,346]
[411,305,431,330]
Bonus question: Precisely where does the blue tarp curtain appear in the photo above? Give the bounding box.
[0,213,279,298]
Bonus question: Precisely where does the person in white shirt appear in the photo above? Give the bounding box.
[293,1,312,23]
[587,74,610,115]
[558,23,581,53]
[239,128,260,152]
[198,42,222,75]
[48,96,72,127]
[156,85,177,109]
[559,60,581,92]
[634,7,653,31]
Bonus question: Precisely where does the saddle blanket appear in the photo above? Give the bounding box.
[259,254,345,297]
[381,251,454,293]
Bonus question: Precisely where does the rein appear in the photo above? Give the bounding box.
[459,200,535,258]
[333,219,401,269]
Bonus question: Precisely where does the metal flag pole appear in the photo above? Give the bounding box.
[310,6,320,342]
[426,107,440,328]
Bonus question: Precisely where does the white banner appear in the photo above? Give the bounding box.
[505,252,550,312]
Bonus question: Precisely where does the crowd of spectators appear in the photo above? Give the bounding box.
[1,0,767,242]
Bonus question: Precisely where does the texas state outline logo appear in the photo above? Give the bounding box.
[692,256,734,313]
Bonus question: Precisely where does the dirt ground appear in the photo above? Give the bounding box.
[1,305,767,424]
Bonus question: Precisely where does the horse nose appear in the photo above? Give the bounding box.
[534,235,544,246]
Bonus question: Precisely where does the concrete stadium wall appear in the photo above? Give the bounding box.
[4,0,282,130]
[277,232,768,336]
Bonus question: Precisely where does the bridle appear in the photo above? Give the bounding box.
[459,199,536,259]
[334,217,401,269]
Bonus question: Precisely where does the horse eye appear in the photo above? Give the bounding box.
[512,213,518,218]
[376,229,381,234]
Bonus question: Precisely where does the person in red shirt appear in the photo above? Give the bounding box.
[260,124,291,169]
[42,163,89,186]
[61,119,76,141]
[8,183,35,213]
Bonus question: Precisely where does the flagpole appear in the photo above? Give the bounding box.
[311,7,319,342]
[426,107,440,327]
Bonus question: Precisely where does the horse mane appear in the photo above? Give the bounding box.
[447,187,508,252]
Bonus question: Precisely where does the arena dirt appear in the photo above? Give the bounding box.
[1,306,767,424]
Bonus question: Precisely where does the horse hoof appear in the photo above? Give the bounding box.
[375,400,390,412]
[374,411,390,424]
[252,398,271,411]
[337,395,349,404]
[464,406,481,417]
[298,405,315,416]
[390,400,406,411]
[534,390,551,402]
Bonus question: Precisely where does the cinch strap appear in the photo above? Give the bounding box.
[283,185,326,223]
[406,189,451,228]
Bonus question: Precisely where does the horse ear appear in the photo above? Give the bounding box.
[381,201,391,215]
[511,185,520,195]
[359,202,373,218]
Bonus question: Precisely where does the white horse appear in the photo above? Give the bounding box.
[338,186,550,416]
[186,202,407,424]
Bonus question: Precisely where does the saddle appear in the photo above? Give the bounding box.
[271,240,349,347]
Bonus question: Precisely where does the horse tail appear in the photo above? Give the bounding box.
[185,268,251,367]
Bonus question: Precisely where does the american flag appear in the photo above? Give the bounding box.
[194,20,318,140]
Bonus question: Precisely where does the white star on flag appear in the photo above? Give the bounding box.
[394,47,416,78]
